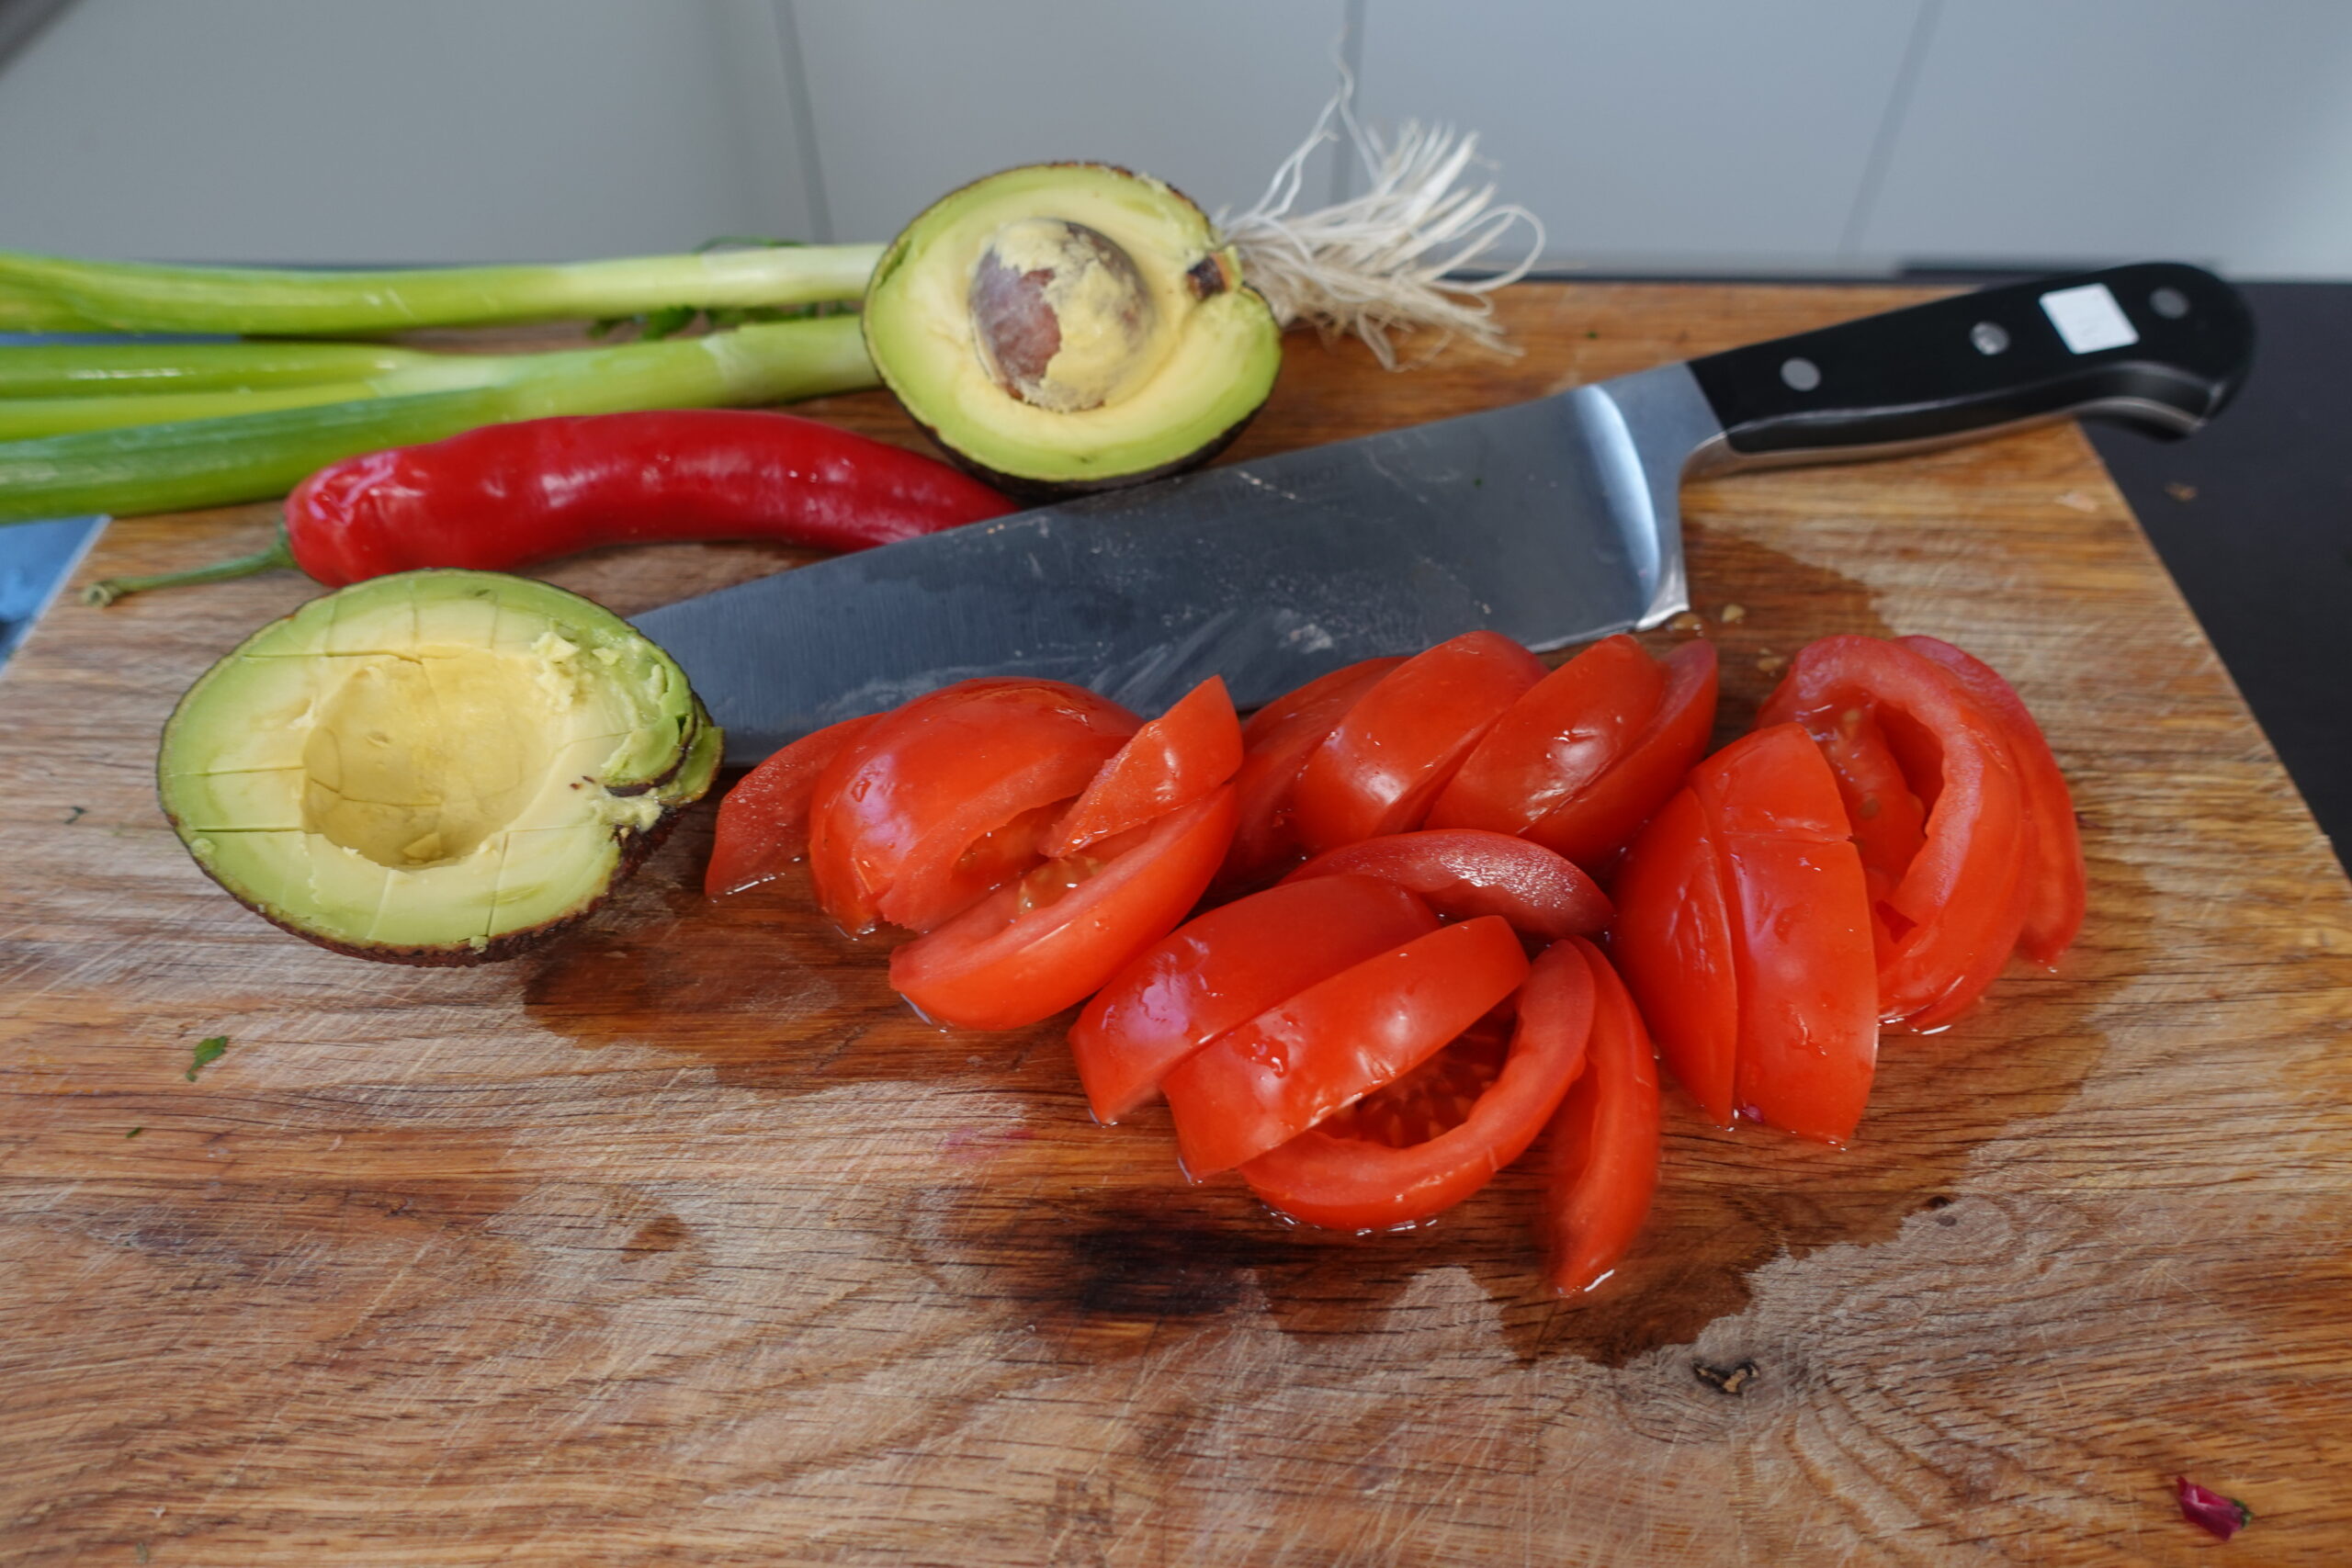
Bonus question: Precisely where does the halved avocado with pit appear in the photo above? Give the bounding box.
[864,163,1283,500]
[159,570,719,964]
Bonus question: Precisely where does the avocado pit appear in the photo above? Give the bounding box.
[968,218,1158,413]
[864,163,1283,499]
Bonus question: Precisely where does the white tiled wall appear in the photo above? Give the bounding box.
[0,0,2346,276]
[790,1,1351,247]
[1854,0,2352,276]
[1352,0,1928,272]
[0,0,815,263]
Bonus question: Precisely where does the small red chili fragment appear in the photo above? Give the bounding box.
[2175,1475,2252,1540]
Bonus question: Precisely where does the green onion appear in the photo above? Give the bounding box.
[0,314,876,525]
[0,359,533,440]
[0,245,883,336]
[0,383,398,441]
[0,277,108,333]
[0,339,437,398]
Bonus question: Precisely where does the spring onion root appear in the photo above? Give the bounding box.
[1218,69,1544,367]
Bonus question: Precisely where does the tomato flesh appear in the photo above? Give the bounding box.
[889,784,1237,1032]
[1220,656,1405,889]
[1523,638,1718,872]
[1046,675,1242,858]
[1427,634,1664,836]
[1896,636,2085,967]
[1804,702,1930,963]
[1162,915,1531,1178]
[1238,940,1595,1232]
[807,679,1137,934]
[1609,787,1739,1127]
[1758,637,2028,1029]
[1282,829,1611,940]
[1690,724,1879,1145]
[1288,631,1545,853]
[705,713,880,897]
[1542,937,1661,1299]
[1069,874,1438,1124]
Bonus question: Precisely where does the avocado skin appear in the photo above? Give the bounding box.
[864,163,1283,501]
[904,400,1260,505]
[192,804,683,967]
[157,571,720,966]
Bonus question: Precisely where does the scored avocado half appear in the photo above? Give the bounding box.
[863,163,1283,500]
[158,570,719,964]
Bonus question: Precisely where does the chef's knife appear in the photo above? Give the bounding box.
[635,262,2252,763]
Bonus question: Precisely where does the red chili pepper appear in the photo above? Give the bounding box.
[85,410,1015,602]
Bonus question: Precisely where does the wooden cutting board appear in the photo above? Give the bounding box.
[4,284,2348,1567]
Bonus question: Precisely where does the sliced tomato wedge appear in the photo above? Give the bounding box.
[1690,724,1879,1145]
[1542,937,1661,1299]
[1522,638,1718,872]
[1426,634,1665,836]
[704,713,881,897]
[1238,939,1595,1232]
[1044,675,1243,858]
[1288,631,1546,853]
[1758,636,2028,1029]
[1220,655,1406,889]
[1281,829,1612,940]
[1806,700,1929,955]
[1069,874,1438,1124]
[1895,636,2085,967]
[1162,915,1531,1178]
[888,784,1237,1032]
[1609,787,1739,1127]
[806,679,1138,934]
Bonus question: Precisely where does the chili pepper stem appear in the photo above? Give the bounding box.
[84,531,299,605]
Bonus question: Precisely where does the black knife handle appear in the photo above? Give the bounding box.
[1687,262,2254,466]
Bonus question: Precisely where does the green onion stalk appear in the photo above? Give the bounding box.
[0,355,534,441]
[0,339,438,398]
[0,313,876,526]
[0,245,882,336]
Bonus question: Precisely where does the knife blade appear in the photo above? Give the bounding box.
[634,262,2252,763]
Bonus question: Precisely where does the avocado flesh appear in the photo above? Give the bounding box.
[865,164,1283,497]
[159,570,716,964]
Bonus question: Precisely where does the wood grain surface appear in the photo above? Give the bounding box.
[4,284,2349,1566]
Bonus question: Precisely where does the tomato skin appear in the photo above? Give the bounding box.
[1426,634,1665,836]
[888,784,1238,1032]
[1220,656,1406,889]
[1895,636,2085,967]
[1281,829,1612,940]
[1068,874,1438,1124]
[1758,637,2028,1030]
[1238,939,1595,1232]
[1690,725,1880,1145]
[1610,787,1740,1127]
[1163,916,1532,1178]
[1542,937,1662,1299]
[1288,631,1546,854]
[1522,639,1719,872]
[1046,676,1243,858]
[705,713,881,897]
[806,680,1138,934]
